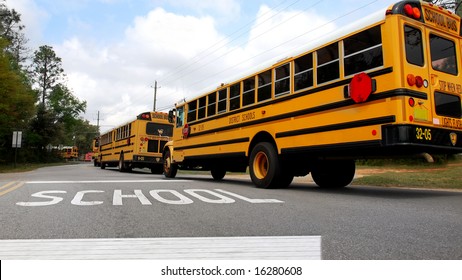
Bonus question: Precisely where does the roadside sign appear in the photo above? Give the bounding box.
[12,131,22,148]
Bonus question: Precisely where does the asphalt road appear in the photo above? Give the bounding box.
[0,163,461,259]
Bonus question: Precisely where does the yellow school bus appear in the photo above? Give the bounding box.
[92,137,100,166]
[61,146,79,160]
[164,1,462,188]
[99,111,173,173]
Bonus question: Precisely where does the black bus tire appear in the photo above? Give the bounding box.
[311,160,355,188]
[249,142,287,189]
[163,150,178,178]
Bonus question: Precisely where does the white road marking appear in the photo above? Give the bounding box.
[26,179,192,184]
[0,236,321,260]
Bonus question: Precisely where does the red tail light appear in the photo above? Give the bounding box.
[407,74,426,88]
[415,76,424,88]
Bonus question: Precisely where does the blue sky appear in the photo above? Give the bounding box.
[7,0,393,128]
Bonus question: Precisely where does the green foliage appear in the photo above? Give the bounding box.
[0,37,35,149]
[31,45,65,105]
[0,1,97,164]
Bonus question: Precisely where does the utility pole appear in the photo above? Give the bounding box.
[151,81,160,111]
[97,111,100,134]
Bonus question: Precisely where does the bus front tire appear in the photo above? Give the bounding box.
[163,150,178,178]
[311,160,355,188]
[249,142,291,189]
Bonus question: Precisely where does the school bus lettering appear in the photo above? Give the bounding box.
[163,1,462,190]
[442,117,462,129]
[152,113,169,120]
[424,8,459,33]
[439,81,462,94]
[241,112,256,122]
[229,115,240,124]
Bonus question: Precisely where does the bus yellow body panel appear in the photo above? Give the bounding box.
[164,1,462,188]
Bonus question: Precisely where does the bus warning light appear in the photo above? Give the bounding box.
[404,4,421,20]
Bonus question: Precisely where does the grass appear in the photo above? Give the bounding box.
[353,160,462,190]
[0,162,78,173]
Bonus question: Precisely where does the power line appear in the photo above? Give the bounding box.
[100,0,303,118]
[183,0,382,93]
[158,0,307,86]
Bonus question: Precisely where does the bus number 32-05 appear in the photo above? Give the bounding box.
[416,127,432,141]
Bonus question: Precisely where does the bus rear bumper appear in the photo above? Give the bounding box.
[280,124,462,159]
[132,155,163,165]
[382,124,462,154]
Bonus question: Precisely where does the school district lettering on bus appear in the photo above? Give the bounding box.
[163,0,462,190]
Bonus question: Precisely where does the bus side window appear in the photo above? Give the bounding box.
[275,63,291,96]
[229,83,241,111]
[198,96,206,119]
[317,42,339,84]
[218,89,227,113]
[207,92,217,117]
[294,53,313,92]
[176,106,184,128]
[187,100,197,122]
[257,70,272,102]
[243,77,256,106]
[344,25,383,76]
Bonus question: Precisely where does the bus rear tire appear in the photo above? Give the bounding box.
[211,168,226,181]
[311,159,355,188]
[118,154,128,172]
[249,142,290,189]
[163,150,178,178]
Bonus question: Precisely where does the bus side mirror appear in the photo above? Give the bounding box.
[168,109,176,123]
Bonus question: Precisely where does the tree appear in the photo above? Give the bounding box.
[0,37,35,163]
[49,84,87,122]
[31,45,64,105]
[424,0,462,17]
[48,84,87,145]
[0,0,29,66]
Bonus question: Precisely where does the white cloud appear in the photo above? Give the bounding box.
[56,7,235,128]
[5,0,49,45]
[10,1,335,130]
[245,5,336,65]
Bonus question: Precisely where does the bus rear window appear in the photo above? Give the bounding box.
[435,92,462,118]
[147,123,173,137]
[404,25,424,66]
[430,34,457,75]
